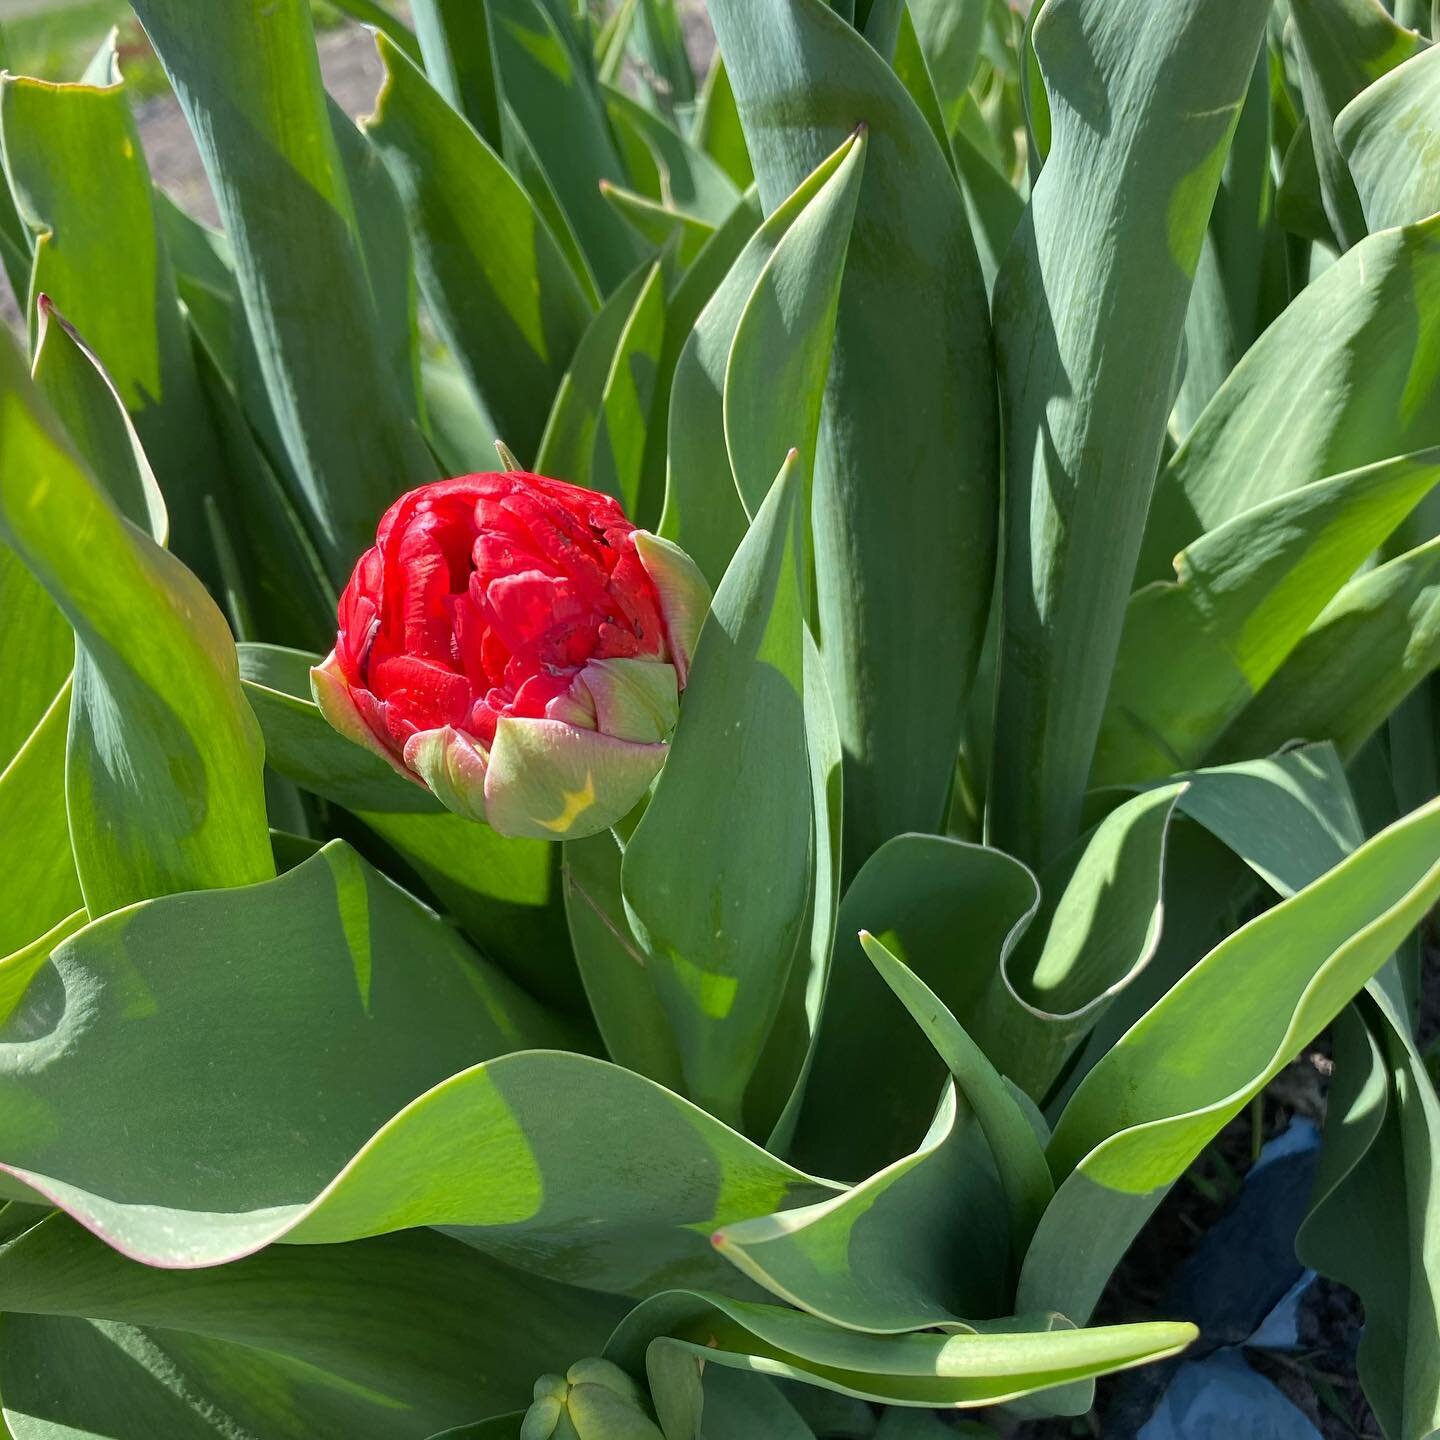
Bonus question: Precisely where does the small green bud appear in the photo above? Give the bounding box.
[520,1359,666,1440]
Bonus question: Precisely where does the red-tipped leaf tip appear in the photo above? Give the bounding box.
[786,447,800,462]
[35,292,54,315]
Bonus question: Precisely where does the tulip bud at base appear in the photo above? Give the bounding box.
[520,1359,664,1440]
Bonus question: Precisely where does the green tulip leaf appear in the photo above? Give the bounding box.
[1288,0,1424,250]
[789,834,1038,1180]
[367,34,596,465]
[623,452,811,1127]
[1216,536,1440,763]
[602,85,738,225]
[606,1293,1196,1413]
[0,1215,621,1440]
[1298,976,1440,1440]
[0,685,81,960]
[716,1082,1010,1332]
[1095,448,1440,785]
[488,0,642,293]
[0,842,834,1290]
[126,0,435,584]
[0,322,272,915]
[602,183,716,268]
[724,126,865,521]
[1024,793,1440,1322]
[1142,213,1440,579]
[1336,43,1440,233]
[989,0,1270,865]
[410,0,502,148]
[536,258,666,520]
[968,785,1184,1103]
[660,134,859,588]
[0,48,229,588]
[710,0,998,870]
[862,933,1054,1262]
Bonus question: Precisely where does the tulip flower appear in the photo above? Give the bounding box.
[312,471,709,840]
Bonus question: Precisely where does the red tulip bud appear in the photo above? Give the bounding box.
[311,471,710,839]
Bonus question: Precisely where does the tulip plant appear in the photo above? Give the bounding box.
[0,0,1437,1435]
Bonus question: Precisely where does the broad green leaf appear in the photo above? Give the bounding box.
[950,130,1025,300]
[1151,744,1363,896]
[422,354,501,475]
[532,256,664,519]
[662,1363,819,1440]
[563,827,686,1089]
[1275,116,1337,246]
[1298,981,1440,1440]
[644,188,764,521]
[0,1217,621,1440]
[127,0,435,584]
[32,301,166,540]
[710,0,998,872]
[0,55,228,587]
[237,643,582,1013]
[330,100,424,426]
[988,0,1270,866]
[693,57,753,191]
[0,684,81,960]
[906,0,986,136]
[1336,42,1440,232]
[184,323,337,651]
[862,936,1053,1264]
[489,0,642,292]
[715,1084,1010,1331]
[724,129,865,521]
[623,453,811,1126]
[327,0,423,61]
[789,834,1037,1180]
[0,840,828,1292]
[1289,0,1424,250]
[0,324,271,914]
[1173,48,1281,435]
[631,0,695,110]
[1142,214,1440,576]
[0,542,69,771]
[0,33,28,305]
[602,85,739,225]
[602,182,715,267]
[1217,535,1440,763]
[968,786,1183,1103]
[411,0,502,148]
[607,1294,1196,1412]
[1023,794,1440,1321]
[1094,450,1440,785]
[755,628,843,1151]
[549,259,664,518]
[498,99,603,308]
[367,35,596,466]
[660,138,858,588]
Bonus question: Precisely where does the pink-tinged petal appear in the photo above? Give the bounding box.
[579,657,678,744]
[632,531,712,687]
[544,673,598,730]
[403,725,490,822]
[484,717,665,840]
[310,651,421,786]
